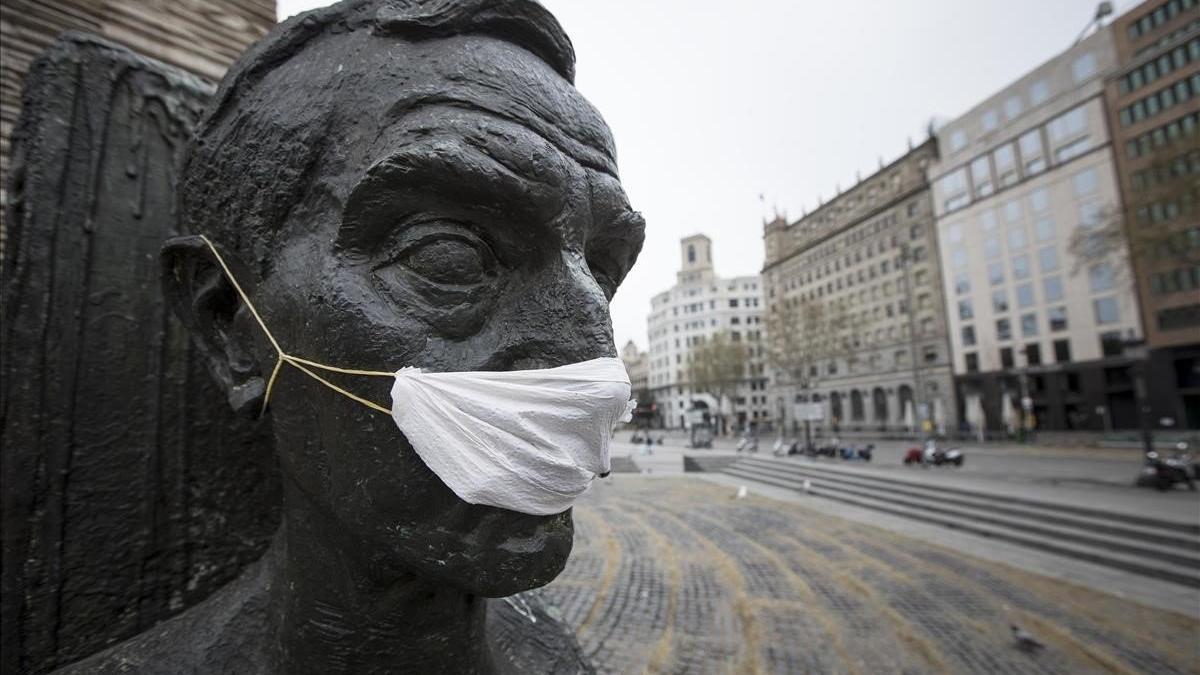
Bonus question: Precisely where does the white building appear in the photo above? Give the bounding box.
[646,235,768,430]
[928,26,1144,433]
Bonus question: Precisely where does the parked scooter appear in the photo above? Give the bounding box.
[735,433,759,453]
[903,441,963,467]
[1137,443,1197,491]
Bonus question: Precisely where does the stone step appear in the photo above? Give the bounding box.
[720,465,1200,589]
[725,462,1200,568]
[736,457,1200,545]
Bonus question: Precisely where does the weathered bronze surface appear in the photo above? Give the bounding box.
[3,1,643,672]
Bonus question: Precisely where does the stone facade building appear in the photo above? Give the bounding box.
[1104,0,1200,429]
[647,235,768,430]
[929,26,1145,434]
[762,139,957,437]
[620,339,650,398]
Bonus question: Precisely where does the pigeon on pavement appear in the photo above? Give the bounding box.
[1011,624,1045,653]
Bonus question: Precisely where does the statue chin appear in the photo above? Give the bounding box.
[397,509,576,598]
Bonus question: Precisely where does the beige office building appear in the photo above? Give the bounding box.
[762,140,957,437]
[929,27,1144,433]
[646,235,768,430]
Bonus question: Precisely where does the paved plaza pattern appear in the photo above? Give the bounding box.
[538,477,1200,674]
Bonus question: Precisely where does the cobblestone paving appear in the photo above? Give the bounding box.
[538,477,1200,675]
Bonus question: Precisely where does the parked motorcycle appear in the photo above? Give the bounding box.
[903,442,963,467]
[1137,447,1197,491]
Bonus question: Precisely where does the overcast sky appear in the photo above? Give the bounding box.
[276,0,1132,351]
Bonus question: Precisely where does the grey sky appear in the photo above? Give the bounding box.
[276,0,1131,351]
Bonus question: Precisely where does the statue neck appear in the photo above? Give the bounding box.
[268,480,498,674]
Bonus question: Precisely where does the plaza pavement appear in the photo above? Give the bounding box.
[539,476,1200,674]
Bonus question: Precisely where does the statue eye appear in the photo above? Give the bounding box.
[398,235,497,287]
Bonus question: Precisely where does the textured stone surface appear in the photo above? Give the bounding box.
[544,477,1200,674]
[0,34,280,675]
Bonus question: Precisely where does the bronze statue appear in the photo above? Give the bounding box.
[4,1,644,672]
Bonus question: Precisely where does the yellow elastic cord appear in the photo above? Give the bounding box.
[197,234,393,416]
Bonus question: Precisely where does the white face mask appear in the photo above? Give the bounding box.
[199,236,634,516]
[392,359,633,515]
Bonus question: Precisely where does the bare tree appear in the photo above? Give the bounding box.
[686,333,748,435]
[767,296,856,393]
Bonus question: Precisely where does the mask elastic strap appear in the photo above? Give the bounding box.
[197,235,393,416]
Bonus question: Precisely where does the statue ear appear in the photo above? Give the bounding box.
[162,235,267,415]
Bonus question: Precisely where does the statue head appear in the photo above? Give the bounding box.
[163,0,644,597]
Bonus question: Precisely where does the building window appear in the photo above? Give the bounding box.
[962,325,976,346]
[1158,303,1200,331]
[949,129,968,152]
[1029,188,1050,213]
[1016,282,1035,308]
[954,270,970,295]
[997,318,1012,341]
[923,346,938,363]
[950,247,968,269]
[1100,331,1125,357]
[1088,264,1115,293]
[1071,52,1097,83]
[1053,339,1071,363]
[1078,199,1105,228]
[1030,79,1050,105]
[1034,216,1055,242]
[1008,225,1028,251]
[1025,343,1042,366]
[958,298,974,320]
[993,143,1018,187]
[970,156,993,197]
[1000,347,1015,369]
[1004,200,1022,224]
[1048,306,1069,331]
[1037,246,1059,273]
[1043,276,1064,302]
[982,109,999,132]
[992,288,1009,313]
[1013,253,1031,280]
[1048,106,1090,162]
[939,168,970,212]
[963,352,979,373]
[988,261,1005,286]
[1021,312,1038,337]
[687,244,696,263]
[729,299,739,308]
[985,236,1002,259]
[1004,95,1023,121]
[1072,167,1098,197]
[1019,130,1046,175]
[1093,297,1120,324]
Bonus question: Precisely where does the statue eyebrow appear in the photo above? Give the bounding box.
[336,140,568,252]
[384,95,618,179]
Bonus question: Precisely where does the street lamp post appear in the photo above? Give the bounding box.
[1123,339,1154,460]
[898,243,928,439]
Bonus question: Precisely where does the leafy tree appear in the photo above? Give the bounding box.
[686,333,748,435]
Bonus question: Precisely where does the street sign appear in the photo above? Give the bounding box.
[794,403,824,421]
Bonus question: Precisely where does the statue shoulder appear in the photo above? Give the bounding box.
[53,556,276,675]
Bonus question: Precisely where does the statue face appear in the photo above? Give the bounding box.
[238,32,643,596]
